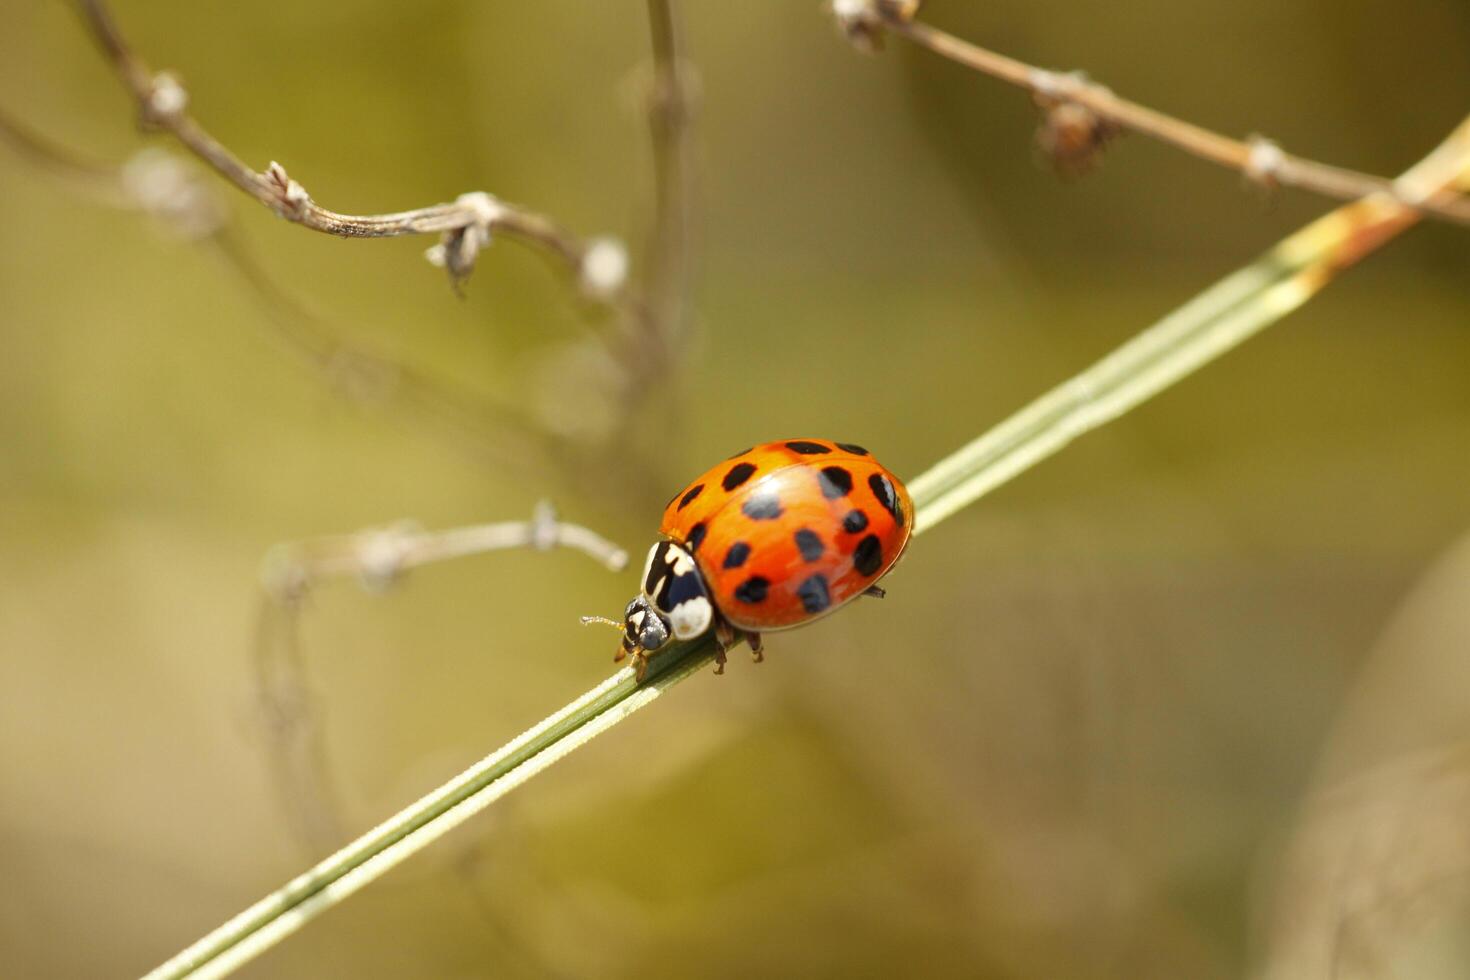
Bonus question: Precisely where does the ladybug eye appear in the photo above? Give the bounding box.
[624,595,671,651]
[640,621,669,651]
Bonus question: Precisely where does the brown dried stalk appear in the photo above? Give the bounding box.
[0,105,122,192]
[836,1,1470,227]
[644,0,698,354]
[28,0,708,486]
[74,0,650,300]
[0,106,559,473]
[253,502,628,850]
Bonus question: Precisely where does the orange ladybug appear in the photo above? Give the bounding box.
[586,440,912,681]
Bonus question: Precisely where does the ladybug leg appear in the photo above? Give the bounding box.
[712,618,736,675]
[746,631,765,664]
[633,650,650,683]
[862,585,886,599]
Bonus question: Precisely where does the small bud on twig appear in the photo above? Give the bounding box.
[830,0,885,53]
[830,0,920,53]
[425,191,506,291]
[1245,135,1286,191]
[142,71,188,126]
[354,521,420,592]
[1031,74,1120,178]
[264,161,311,221]
[579,237,630,300]
[529,500,560,552]
[259,545,312,605]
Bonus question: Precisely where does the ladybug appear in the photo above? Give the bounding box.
[585,440,912,681]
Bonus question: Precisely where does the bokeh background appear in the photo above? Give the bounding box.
[3,1,1469,977]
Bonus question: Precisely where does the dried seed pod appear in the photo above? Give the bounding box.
[830,0,921,54]
[1034,96,1119,179]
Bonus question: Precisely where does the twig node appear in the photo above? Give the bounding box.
[260,546,312,604]
[143,71,188,124]
[530,500,560,552]
[1029,68,1091,102]
[829,0,884,53]
[425,191,507,287]
[355,523,419,592]
[1245,135,1286,188]
[579,237,630,299]
[264,161,311,221]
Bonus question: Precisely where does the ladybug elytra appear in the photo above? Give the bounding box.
[587,440,912,681]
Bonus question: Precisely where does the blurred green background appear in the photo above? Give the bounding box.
[3,1,1469,977]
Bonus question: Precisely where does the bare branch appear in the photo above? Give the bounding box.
[832,1,1470,227]
[0,106,564,471]
[0,105,123,194]
[251,502,629,850]
[643,0,698,352]
[73,0,650,294]
[259,502,628,602]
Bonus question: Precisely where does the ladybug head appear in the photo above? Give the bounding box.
[582,540,712,678]
[622,594,671,654]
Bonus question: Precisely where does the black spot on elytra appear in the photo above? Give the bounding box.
[797,574,831,613]
[817,466,853,499]
[836,443,869,456]
[843,510,868,533]
[723,541,751,569]
[794,528,824,562]
[785,440,831,455]
[677,484,703,510]
[868,473,903,525]
[686,522,707,552]
[742,490,783,521]
[734,576,770,603]
[727,446,752,459]
[854,534,883,576]
[722,462,757,491]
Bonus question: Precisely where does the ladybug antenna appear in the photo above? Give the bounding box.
[580,615,624,632]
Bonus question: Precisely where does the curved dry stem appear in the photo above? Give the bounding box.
[846,5,1470,227]
[0,104,124,195]
[258,503,628,599]
[643,0,698,354]
[74,0,647,299]
[251,505,628,850]
[0,108,571,470]
[907,116,1470,528]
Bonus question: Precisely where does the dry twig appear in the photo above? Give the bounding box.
[64,0,704,486]
[74,0,647,300]
[643,0,698,355]
[832,0,1470,226]
[17,0,709,483]
[0,104,124,195]
[0,107,559,472]
[259,503,628,601]
[253,502,628,849]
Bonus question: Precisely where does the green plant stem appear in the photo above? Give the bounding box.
[144,118,1470,979]
[908,115,1470,526]
[146,644,714,980]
